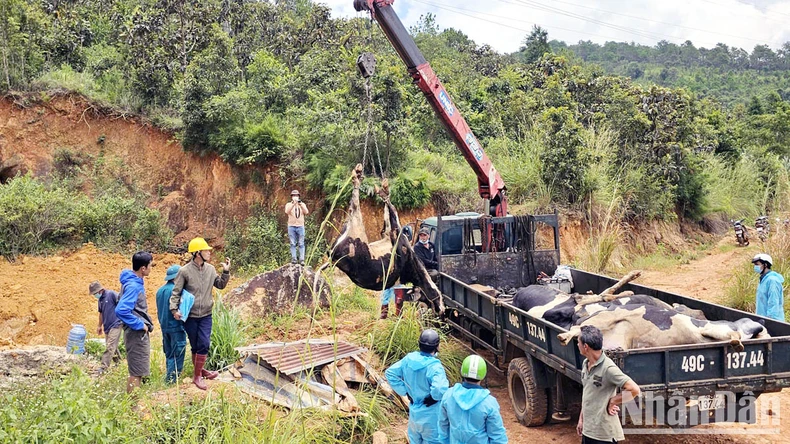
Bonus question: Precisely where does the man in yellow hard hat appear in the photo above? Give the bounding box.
[169,237,231,390]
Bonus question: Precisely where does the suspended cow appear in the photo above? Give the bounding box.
[330,164,444,313]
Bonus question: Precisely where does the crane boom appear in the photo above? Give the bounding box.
[354,0,507,218]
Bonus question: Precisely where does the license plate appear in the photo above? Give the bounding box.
[736,230,742,235]
[758,227,764,232]
[698,394,725,411]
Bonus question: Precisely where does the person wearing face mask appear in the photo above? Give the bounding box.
[752,253,785,321]
[285,189,309,265]
[89,281,122,373]
[414,227,439,279]
[385,329,449,444]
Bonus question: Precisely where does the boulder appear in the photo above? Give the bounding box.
[224,264,331,319]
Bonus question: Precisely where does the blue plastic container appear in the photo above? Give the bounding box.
[66,324,87,354]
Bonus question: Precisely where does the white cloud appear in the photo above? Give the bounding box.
[317,0,790,53]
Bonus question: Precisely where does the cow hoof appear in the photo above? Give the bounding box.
[557,332,571,346]
[730,339,744,352]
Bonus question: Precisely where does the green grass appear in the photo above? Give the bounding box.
[208,298,249,371]
[360,304,467,385]
[624,242,713,272]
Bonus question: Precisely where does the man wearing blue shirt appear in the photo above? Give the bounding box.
[385,329,449,444]
[115,251,154,394]
[752,253,785,321]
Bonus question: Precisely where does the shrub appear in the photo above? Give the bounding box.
[390,170,432,210]
[224,211,287,273]
[0,175,80,258]
[0,175,171,259]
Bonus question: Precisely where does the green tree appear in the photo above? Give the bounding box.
[519,25,551,63]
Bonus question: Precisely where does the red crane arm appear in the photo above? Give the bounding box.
[354,0,507,217]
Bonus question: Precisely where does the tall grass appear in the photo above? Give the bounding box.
[362,304,467,385]
[576,193,623,273]
[703,154,766,217]
[207,298,248,371]
[487,134,552,211]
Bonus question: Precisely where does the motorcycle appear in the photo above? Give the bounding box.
[732,219,750,247]
[755,215,770,242]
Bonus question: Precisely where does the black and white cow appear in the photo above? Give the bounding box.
[330,164,443,313]
[511,284,686,330]
[557,304,769,351]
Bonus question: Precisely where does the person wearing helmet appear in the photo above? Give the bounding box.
[438,355,508,444]
[752,253,785,321]
[385,329,449,444]
[285,189,309,265]
[169,237,231,390]
[156,265,186,384]
[415,227,439,279]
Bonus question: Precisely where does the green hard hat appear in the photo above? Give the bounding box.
[461,355,487,380]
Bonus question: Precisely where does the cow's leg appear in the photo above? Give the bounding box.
[574,294,607,306]
[376,179,402,244]
[338,164,367,245]
[557,326,581,346]
[700,323,744,352]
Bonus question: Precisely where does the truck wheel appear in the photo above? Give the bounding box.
[508,357,549,427]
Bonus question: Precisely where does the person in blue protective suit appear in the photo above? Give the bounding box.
[156,265,187,384]
[385,329,449,444]
[752,253,785,321]
[438,354,508,444]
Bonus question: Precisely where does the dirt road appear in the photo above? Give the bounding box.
[483,237,788,444]
[639,237,758,303]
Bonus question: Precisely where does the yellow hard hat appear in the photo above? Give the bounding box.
[188,237,212,253]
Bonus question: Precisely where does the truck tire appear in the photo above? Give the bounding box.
[508,357,549,427]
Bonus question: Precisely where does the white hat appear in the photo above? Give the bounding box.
[752,253,773,266]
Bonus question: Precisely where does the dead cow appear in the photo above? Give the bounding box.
[558,304,770,352]
[330,164,443,313]
[511,284,687,330]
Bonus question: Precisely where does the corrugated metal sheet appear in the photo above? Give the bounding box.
[244,340,367,375]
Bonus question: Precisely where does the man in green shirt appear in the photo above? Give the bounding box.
[576,326,641,443]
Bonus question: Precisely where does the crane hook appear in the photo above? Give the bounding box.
[357,52,376,79]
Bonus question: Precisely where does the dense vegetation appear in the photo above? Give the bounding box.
[548,38,790,107]
[2,0,790,254]
[0,150,172,259]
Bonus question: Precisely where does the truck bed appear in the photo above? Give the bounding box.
[440,268,790,397]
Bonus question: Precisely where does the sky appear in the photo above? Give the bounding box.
[320,0,790,53]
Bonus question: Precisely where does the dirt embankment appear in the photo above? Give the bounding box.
[0,92,431,245]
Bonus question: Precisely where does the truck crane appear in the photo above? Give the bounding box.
[353,0,508,220]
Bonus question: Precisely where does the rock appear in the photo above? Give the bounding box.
[0,346,100,387]
[224,264,331,319]
[372,431,388,444]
